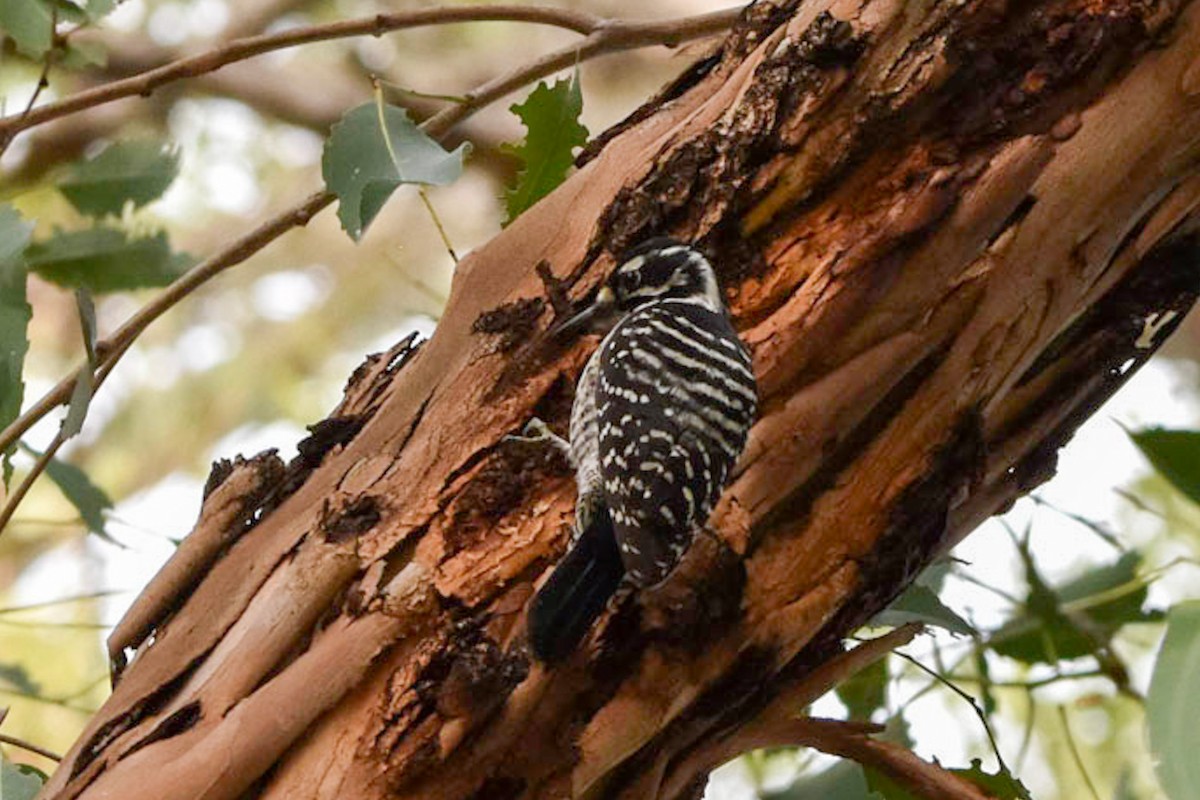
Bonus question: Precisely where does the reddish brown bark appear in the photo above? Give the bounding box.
[41,0,1200,798]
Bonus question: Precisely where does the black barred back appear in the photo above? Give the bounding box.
[595,298,757,585]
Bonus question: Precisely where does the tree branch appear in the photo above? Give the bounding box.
[0,731,63,762]
[423,7,742,133]
[789,719,995,800]
[0,5,739,148]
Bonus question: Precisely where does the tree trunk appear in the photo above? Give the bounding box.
[42,0,1200,797]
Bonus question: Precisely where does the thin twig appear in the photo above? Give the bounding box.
[952,570,1022,605]
[943,669,1106,691]
[0,591,125,615]
[791,718,993,800]
[1016,691,1036,768]
[894,650,1011,774]
[0,732,63,762]
[0,434,66,534]
[18,27,55,120]
[1029,495,1123,550]
[0,5,739,146]
[0,618,110,630]
[418,188,459,263]
[423,7,740,137]
[1056,705,1102,800]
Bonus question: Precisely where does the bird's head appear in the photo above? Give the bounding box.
[554,238,723,336]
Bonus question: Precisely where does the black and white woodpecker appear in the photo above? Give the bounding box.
[515,238,758,663]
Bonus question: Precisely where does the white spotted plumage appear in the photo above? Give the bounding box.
[569,248,757,586]
[528,238,758,662]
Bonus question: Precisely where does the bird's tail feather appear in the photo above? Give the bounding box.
[528,506,623,663]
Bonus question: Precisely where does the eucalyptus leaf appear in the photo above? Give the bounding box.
[836,655,888,721]
[322,101,467,240]
[0,205,34,486]
[502,72,589,224]
[991,551,1155,665]
[61,38,107,68]
[42,452,112,538]
[60,367,92,440]
[1,755,46,800]
[0,0,54,57]
[1147,601,1200,800]
[58,140,181,218]
[76,288,97,361]
[26,227,191,293]
[871,585,975,636]
[1129,427,1200,509]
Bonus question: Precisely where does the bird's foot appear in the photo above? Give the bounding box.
[503,417,571,458]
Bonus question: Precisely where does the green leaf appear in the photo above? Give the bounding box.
[322,101,468,240]
[836,655,888,721]
[864,759,1031,800]
[1,755,46,800]
[46,0,87,24]
[1129,427,1200,509]
[84,0,116,20]
[75,287,96,362]
[60,367,92,440]
[762,761,877,800]
[864,767,919,800]
[1148,601,1200,800]
[951,760,1031,799]
[872,585,975,636]
[0,662,40,694]
[43,453,112,537]
[60,290,96,440]
[0,0,54,57]
[58,140,181,218]
[60,37,106,68]
[26,227,191,293]
[0,205,34,487]
[991,551,1155,665]
[502,72,589,224]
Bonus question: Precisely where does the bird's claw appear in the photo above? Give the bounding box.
[504,417,554,444]
[503,417,571,456]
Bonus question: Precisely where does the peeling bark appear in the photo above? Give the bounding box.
[41,0,1200,798]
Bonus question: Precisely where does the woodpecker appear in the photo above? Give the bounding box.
[517,238,758,663]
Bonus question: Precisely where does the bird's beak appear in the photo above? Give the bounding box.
[552,286,616,338]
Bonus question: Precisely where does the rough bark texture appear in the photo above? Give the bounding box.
[42,0,1200,798]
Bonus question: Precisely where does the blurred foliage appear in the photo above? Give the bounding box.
[1,751,47,799]
[502,71,589,223]
[1147,602,1200,800]
[746,480,1200,800]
